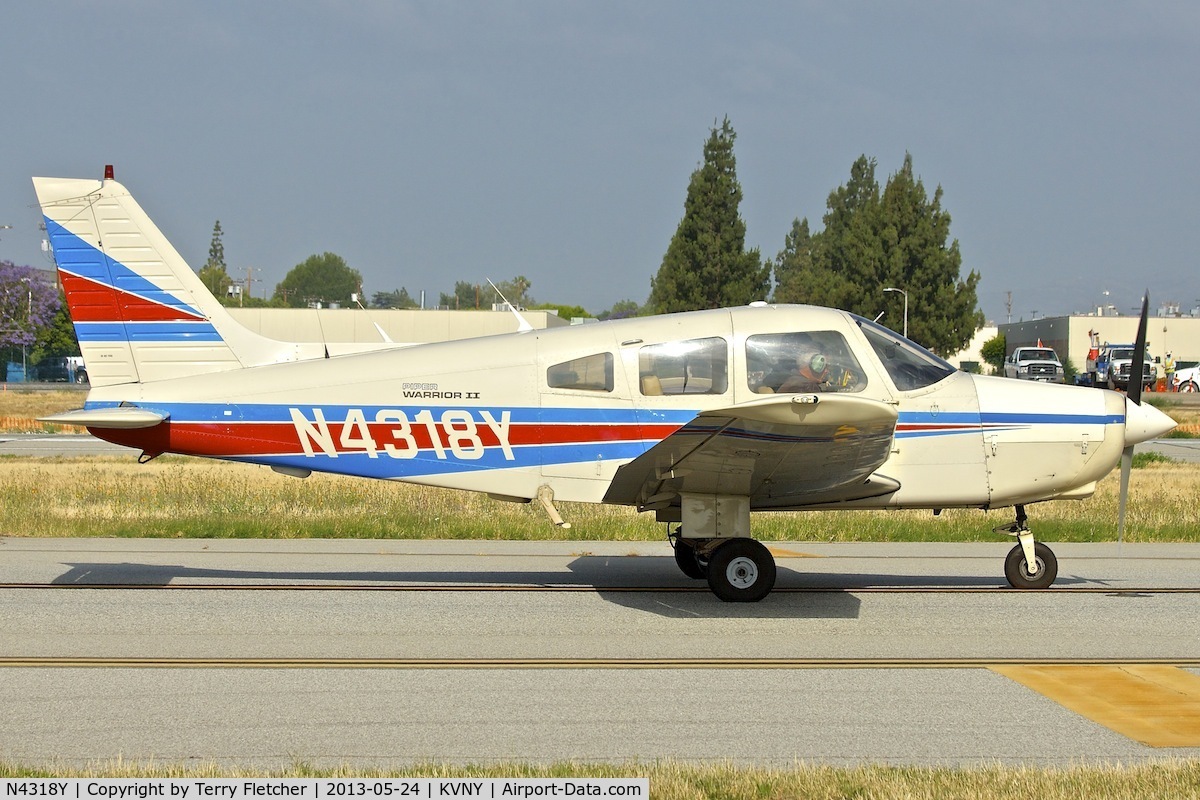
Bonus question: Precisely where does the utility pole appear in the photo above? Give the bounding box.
[241,267,260,307]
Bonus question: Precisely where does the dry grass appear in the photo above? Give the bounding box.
[0,388,85,432]
[0,456,1194,542]
[2,759,1199,798]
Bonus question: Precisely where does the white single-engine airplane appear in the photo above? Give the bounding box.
[33,171,1176,601]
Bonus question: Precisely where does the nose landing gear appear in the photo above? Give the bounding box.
[996,505,1058,589]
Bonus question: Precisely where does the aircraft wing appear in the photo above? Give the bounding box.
[603,393,900,510]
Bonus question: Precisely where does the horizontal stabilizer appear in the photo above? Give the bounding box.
[38,407,167,429]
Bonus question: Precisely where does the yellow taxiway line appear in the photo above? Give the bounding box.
[6,657,1198,746]
[992,664,1200,747]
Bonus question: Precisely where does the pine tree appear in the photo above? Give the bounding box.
[649,118,769,313]
[206,220,226,271]
[770,154,982,356]
[198,220,231,297]
[877,154,983,354]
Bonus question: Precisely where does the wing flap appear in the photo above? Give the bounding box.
[604,393,898,509]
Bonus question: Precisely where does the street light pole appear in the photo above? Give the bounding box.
[883,287,908,338]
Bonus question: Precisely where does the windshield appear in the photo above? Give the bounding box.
[854,316,956,391]
[1023,349,1057,361]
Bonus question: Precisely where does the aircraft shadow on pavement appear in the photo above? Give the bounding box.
[42,554,1088,619]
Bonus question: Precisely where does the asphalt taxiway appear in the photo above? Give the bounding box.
[1,538,1199,767]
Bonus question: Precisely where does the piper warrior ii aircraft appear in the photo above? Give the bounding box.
[33,171,1177,602]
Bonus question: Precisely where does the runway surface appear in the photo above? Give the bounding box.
[2,537,1199,768]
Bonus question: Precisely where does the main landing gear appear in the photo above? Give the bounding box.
[996,504,1058,589]
[670,529,777,602]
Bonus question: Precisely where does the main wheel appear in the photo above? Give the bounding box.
[1004,542,1058,589]
[673,539,707,580]
[706,539,776,602]
[1182,380,1198,393]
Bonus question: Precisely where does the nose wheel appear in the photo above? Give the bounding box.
[996,505,1058,589]
[1004,540,1058,589]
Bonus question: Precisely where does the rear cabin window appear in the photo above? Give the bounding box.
[638,337,728,396]
[547,352,614,392]
[746,331,866,394]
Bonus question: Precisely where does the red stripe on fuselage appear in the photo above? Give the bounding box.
[89,420,684,458]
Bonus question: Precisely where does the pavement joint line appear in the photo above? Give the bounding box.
[3,657,1200,670]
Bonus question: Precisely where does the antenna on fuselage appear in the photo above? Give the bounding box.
[487,279,534,333]
[353,292,394,344]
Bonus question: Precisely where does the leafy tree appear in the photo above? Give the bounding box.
[440,281,491,310]
[198,220,231,298]
[0,261,60,351]
[371,288,419,309]
[649,117,769,313]
[597,299,645,321]
[771,154,983,356]
[29,298,80,364]
[272,252,362,308]
[532,303,589,320]
[496,276,533,309]
[980,333,1007,375]
[439,277,534,310]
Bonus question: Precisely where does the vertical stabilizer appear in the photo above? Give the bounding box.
[33,176,321,386]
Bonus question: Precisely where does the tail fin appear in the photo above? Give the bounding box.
[32,175,320,387]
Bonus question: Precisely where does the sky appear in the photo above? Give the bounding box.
[2,1,1197,323]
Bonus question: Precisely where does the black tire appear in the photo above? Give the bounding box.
[706,539,776,602]
[1004,542,1058,589]
[673,540,707,580]
[1183,381,1198,393]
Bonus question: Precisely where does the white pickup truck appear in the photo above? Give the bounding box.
[1003,346,1065,383]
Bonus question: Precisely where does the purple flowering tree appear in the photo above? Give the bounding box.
[0,260,62,350]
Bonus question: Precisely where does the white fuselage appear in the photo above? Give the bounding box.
[83,305,1147,512]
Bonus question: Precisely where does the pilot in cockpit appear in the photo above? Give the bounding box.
[778,350,831,393]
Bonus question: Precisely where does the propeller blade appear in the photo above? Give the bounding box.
[1119,291,1149,546]
[1117,444,1133,545]
[1127,291,1150,406]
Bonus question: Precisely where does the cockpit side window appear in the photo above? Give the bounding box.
[547,352,614,392]
[638,337,728,396]
[855,316,955,391]
[746,331,866,394]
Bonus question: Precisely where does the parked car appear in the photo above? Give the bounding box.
[31,356,88,384]
[1176,364,1200,393]
[1003,347,1065,383]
